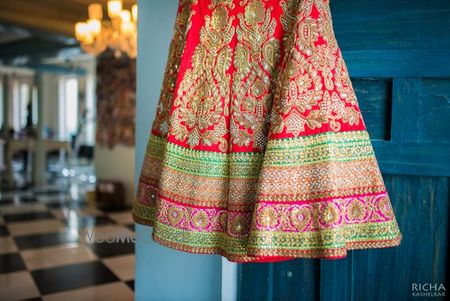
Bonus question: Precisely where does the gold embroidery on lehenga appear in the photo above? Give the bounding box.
[229,214,251,237]
[192,210,210,230]
[280,0,297,32]
[208,0,234,9]
[169,0,362,148]
[318,202,340,227]
[334,53,359,107]
[151,0,192,136]
[167,206,185,226]
[257,206,279,229]
[231,1,280,150]
[134,0,402,262]
[170,5,235,151]
[346,199,367,222]
[290,207,312,231]
[271,0,362,136]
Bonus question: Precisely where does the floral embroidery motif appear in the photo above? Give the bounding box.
[135,189,400,262]
[257,206,280,229]
[228,214,251,237]
[168,0,364,151]
[192,210,210,230]
[135,129,402,261]
[290,206,312,231]
[167,206,184,226]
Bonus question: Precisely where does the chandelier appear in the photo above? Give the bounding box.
[75,1,137,58]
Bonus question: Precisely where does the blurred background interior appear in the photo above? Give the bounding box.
[0,0,137,205]
[0,1,137,300]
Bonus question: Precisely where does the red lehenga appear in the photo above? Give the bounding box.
[133,0,402,263]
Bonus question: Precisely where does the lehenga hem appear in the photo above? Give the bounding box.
[150,230,402,263]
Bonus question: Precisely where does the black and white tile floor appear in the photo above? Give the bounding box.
[0,188,135,300]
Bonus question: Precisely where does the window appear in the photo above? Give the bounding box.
[12,80,18,131]
[32,86,38,125]
[85,73,96,145]
[12,79,31,132]
[19,83,30,128]
[0,79,3,128]
[59,77,79,141]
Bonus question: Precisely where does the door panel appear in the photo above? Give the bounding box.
[238,1,450,300]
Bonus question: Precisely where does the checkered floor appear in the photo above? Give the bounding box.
[0,187,135,301]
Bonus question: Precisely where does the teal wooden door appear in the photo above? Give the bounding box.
[238,0,450,300]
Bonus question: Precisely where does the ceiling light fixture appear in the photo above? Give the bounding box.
[75,1,137,58]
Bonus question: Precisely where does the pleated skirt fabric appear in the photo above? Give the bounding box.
[133,0,402,263]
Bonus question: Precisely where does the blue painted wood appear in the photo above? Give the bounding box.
[391,78,422,143]
[331,0,450,51]
[352,78,392,140]
[373,142,450,177]
[272,260,320,301]
[342,50,450,77]
[239,0,450,300]
[419,78,450,142]
[319,257,353,301]
[238,263,272,301]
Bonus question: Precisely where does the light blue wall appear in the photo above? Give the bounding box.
[135,1,222,300]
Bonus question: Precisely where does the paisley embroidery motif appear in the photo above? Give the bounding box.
[318,202,341,227]
[346,199,368,222]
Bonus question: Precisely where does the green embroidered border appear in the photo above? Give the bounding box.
[263,130,377,167]
[248,221,401,250]
[134,130,402,260]
[145,134,166,161]
[132,201,155,225]
[145,130,376,179]
[151,219,401,256]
